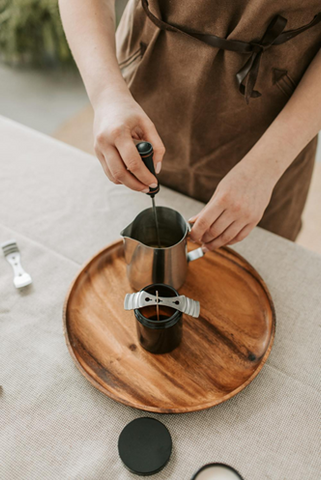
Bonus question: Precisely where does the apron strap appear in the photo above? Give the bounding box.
[274,12,321,44]
[141,0,321,103]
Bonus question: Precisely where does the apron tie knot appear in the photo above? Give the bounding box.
[250,43,265,53]
[141,1,321,103]
[237,15,288,103]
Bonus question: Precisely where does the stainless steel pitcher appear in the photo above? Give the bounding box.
[120,206,204,290]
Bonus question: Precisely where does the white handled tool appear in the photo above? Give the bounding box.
[1,240,32,289]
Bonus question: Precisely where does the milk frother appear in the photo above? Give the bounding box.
[136,141,161,247]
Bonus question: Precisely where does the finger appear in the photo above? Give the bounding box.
[189,204,224,242]
[95,149,120,183]
[202,221,245,251]
[114,134,157,187]
[187,215,199,242]
[201,211,235,244]
[141,119,166,174]
[188,215,198,224]
[227,224,254,245]
[105,146,150,192]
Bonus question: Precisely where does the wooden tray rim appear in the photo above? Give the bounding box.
[63,239,276,414]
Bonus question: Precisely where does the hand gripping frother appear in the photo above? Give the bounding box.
[136,142,161,248]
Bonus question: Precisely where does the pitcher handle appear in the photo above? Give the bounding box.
[187,247,205,263]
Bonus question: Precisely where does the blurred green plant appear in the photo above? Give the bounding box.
[0,0,74,67]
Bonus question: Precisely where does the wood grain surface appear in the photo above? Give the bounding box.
[63,240,275,413]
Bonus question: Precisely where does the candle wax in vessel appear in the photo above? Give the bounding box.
[195,465,241,480]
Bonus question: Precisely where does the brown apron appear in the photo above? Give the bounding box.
[116,0,321,240]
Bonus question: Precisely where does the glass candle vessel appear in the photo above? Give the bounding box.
[191,463,244,480]
[134,283,183,354]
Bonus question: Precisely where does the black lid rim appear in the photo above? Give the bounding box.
[121,456,171,476]
[191,462,244,479]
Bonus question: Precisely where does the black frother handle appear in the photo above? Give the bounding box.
[136,142,159,196]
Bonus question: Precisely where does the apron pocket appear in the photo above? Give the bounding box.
[272,68,297,98]
[119,42,147,79]
[119,46,141,68]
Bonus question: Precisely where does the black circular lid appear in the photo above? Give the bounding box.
[136,141,153,155]
[118,417,172,476]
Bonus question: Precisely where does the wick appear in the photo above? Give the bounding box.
[156,290,160,321]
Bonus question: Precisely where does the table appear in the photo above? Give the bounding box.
[0,116,320,480]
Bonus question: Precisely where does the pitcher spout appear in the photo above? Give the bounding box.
[120,222,133,239]
[120,208,154,245]
[120,218,145,248]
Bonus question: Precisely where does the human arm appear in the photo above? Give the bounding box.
[58,0,165,191]
[190,50,321,249]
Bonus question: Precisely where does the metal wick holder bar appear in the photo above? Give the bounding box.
[124,291,200,318]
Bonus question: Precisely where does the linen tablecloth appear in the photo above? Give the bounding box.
[0,116,320,480]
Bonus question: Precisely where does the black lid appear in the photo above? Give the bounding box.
[136,141,153,155]
[118,417,172,476]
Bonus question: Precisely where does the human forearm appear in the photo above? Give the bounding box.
[242,49,321,182]
[58,0,130,107]
[59,0,165,191]
[190,51,321,249]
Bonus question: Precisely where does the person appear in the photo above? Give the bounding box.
[59,0,321,251]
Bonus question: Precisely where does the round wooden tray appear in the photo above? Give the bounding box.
[63,240,275,414]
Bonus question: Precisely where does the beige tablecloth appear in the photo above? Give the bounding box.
[0,116,320,480]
